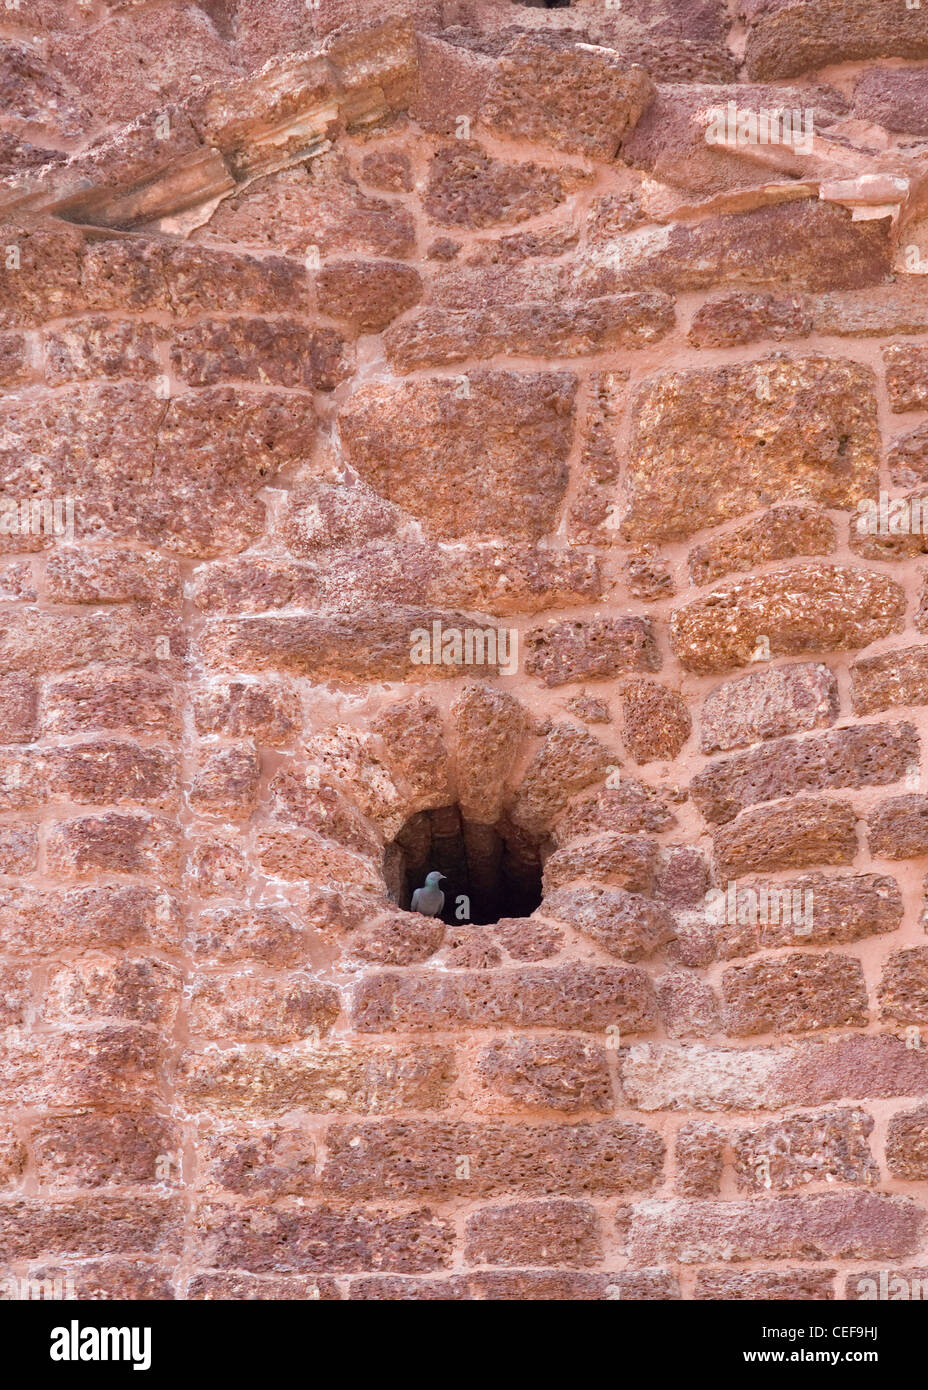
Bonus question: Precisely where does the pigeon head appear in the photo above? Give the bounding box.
[424,871,445,887]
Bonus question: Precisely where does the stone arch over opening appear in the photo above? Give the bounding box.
[288,682,688,973]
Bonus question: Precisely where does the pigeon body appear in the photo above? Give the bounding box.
[411,871,445,917]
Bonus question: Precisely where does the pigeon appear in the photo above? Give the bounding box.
[411,871,446,917]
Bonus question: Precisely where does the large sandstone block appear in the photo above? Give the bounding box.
[194,1202,453,1275]
[193,680,300,746]
[701,663,838,753]
[338,371,576,541]
[557,781,676,839]
[887,1104,928,1180]
[47,812,183,884]
[695,1270,834,1300]
[0,610,171,676]
[621,680,691,763]
[721,952,869,1036]
[30,1113,177,1189]
[624,358,880,542]
[622,1035,928,1112]
[170,317,352,390]
[82,238,310,321]
[351,963,657,1035]
[685,872,903,961]
[0,383,316,556]
[449,683,525,825]
[627,1193,923,1264]
[539,885,674,963]
[884,343,928,413]
[0,827,37,875]
[608,201,891,296]
[813,285,928,340]
[187,1272,338,1301]
[482,33,654,158]
[691,723,917,825]
[196,1125,318,1200]
[423,143,575,230]
[879,947,928,1024]
[687,505,834,586]
[347,1271,672,1301]
[464,1200,600,1269]
[199,608,508,682]
[190,746,260,820]
[190,906,307,967]
[320,1119,663,1197]
[524,616,659,687]
[620,82,847,198]
[670,566,905,675]
[475,1036,612,1114]
[712,796,858,877]
[384,293,674,371]
[0,1196,183,1261]
[852,646,928,715]
[0,1024,162,1109]
[46,740,179,811]
[0,673,38,743]
[0,885,180,957]
[315,259,422,331]
[741,0,928,80]
[868,796,928,860]
[42,318,164,386]
[180,1043,455,1117]
[675,1122,724,1197]
[689,291,812,348]
[512,723,614,835]
[42,669,179,738]
[198,162,415,258]
[48,6,238,124]
[44,548,181,605]
[0,225,86,325]
[854,68,928,136]
[188,974,340,1043]
[542,834,659,895]
[40,955,182,1028]
[255,830,383,891]
[348,913,445,968]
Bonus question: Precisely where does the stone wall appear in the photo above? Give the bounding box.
[1,0,928,1301]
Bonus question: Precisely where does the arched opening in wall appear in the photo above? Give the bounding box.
[514,1,572,8]
[385,806,547,926]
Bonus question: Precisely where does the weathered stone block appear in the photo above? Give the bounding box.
[670,566,905,675]
[701,663,839,753]
[624,359,879,542]
[338,371,576,542]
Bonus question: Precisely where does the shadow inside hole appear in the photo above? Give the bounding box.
[385,806,547,926]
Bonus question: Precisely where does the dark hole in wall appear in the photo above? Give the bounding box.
[385,805,547,926]
[514,0,572,7]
